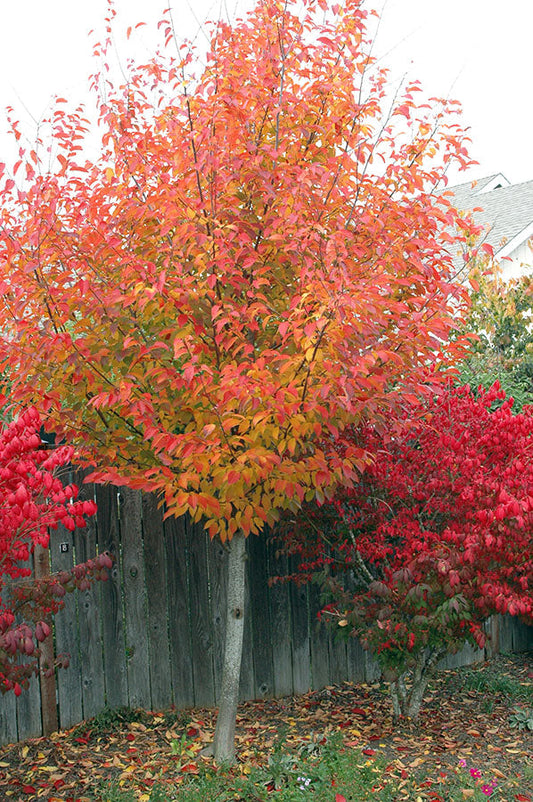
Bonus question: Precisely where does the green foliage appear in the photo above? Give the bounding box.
[93,739,401,802]
[509,706,533,731]
[461,668,533,704]
[71,706,150,739]
[460,352,533,411]
[92,737,528,801]
[460,270,533,409]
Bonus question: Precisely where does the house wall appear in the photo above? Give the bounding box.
[501,240,533,281]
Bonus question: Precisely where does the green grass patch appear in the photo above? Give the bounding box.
[93,731,519,801]
[461,664,532,704]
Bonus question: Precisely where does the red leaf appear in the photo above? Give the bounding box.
[180,763,199,774]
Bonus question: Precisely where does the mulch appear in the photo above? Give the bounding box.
[0,652,531,801]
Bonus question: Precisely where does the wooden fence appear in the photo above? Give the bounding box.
[0,482,531,747]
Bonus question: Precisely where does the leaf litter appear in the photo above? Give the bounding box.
[0,653,530,800]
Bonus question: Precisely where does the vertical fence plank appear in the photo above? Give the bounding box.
[511,618,533,652]
[267,546,293,698]
[364,652,381,682]
[164,515,195,709]
[439,642,483,670]
[289,556,311,694]
[328,633,348,686]
[95,484,127,709]
[142,494,172,711]
[50,521,83,729]
[207,536,228,703]
[74,476,105,721]
[346,636,367,683]
[15,555,42,738]
[308,585,329,691]
[0,691,17,745]
[121,489,151,709]
[239,539,255,701]
[15,674,42,741]
[248,534,274,699]
[186,520,215,708]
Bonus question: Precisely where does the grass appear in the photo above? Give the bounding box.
[93,729,523,801]
[461,663,532,704]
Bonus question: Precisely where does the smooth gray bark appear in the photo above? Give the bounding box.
[389,647,447,722]
[212,531,247,764]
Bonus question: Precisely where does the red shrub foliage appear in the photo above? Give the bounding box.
[280,384,533,718]
[0,407,109,695]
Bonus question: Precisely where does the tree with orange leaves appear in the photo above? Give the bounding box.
[0,0,478,761]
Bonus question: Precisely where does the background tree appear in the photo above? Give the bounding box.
[460,264,533,409]
[0,0,478,761]
[279,384,533,721]
[0,406,107,698]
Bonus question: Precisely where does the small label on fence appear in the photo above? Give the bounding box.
[60,542,69,553]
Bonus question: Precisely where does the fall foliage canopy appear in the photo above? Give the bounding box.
[0,0,478,540]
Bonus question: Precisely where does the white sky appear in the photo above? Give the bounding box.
[0,0,531,186]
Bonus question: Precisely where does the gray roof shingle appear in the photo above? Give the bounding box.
[447,174,533,256]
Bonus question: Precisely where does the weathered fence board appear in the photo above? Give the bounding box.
[142,494,173,711]
[248,534,275,699]
[207,535,228,702]
[267,547,293,698]
[51,517,83,730]
[74,477,105,721]
[121,488,151,710]
[164,514,195,709]
[187,518,216,708]
[15,674,41,742]
[239,544,255,702]
[95,484,127,709]
[0,687,16,745]
[289,573,312,695]
[309,584,330,690]
[0,484,531,747]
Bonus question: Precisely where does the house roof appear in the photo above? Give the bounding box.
[447,173,533,259]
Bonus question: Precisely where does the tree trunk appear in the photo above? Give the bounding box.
[212,531,247,764]
[389,647,447,723]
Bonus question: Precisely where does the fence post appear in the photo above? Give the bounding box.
[33,544,58,735]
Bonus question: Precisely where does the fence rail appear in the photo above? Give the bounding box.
[1,482,531,747]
